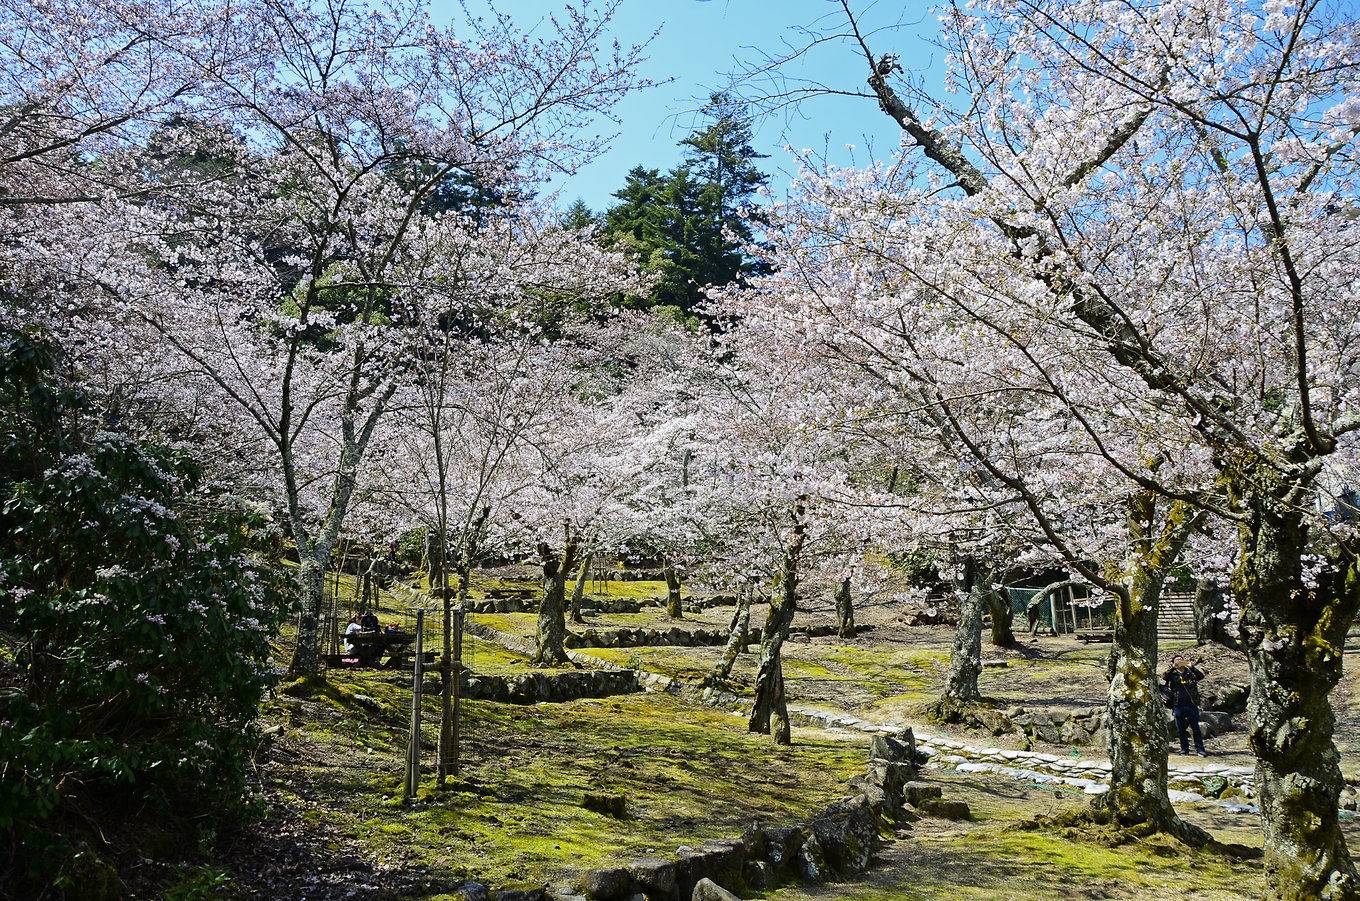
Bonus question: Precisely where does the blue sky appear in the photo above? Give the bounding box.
[499,0,946,212]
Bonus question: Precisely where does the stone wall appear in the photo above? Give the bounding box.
[456,669,642,705]
[565,626,762,650]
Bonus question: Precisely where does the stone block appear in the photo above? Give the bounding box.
[576,868,632,901]
[582,793,627,818]
[916,798,972,821]
[690,879,739,901]
[903,781,942,807]
[628,858,678,901]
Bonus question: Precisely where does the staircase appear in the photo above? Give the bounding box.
[1158,591,1242,642]
[1158,592,1198,641]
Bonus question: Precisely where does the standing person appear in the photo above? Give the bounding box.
[1163,655,1208,757]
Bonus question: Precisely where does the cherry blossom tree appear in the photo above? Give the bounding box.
[734,0,1360,889]
[4,0,651,677]
[375,216,640,778]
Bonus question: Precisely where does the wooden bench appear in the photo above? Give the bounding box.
[1074,628,1114,643]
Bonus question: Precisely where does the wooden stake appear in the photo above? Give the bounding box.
[403,607,425,804]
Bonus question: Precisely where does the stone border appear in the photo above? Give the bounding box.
[459,669,641,705]
[566,626,762,650]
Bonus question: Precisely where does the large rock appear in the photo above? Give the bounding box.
[808,796,878,875]
[1200,682,1248,715]
[690,878,739,901]
[494,885,546,901]
[903,781,942,807]
[761,826,801,881]
[916,797,972,821]
[577,868,632,900]
[676,841,743,899]
[628,858,678,901]
[795,832,829,883]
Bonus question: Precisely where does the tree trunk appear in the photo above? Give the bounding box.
[570,552,593,625]
[711,587,753,681]
[287,554,327,677]
[534,539,578,667]
[663,561,683,619]
[435,557,454,785]
[986,584,1016,648]
[834,576,855,639]
[1192,578,1239,650]
[938,558,989,708]
[749,508,805,745]
[1093,494,1208,841]
[1097,569,1187,836]
[1233,485,1359,900]
[748,591,794,743]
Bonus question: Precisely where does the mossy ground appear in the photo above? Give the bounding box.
[252,665,866,895]
[761,770,1266,901]
[261,565,1360,901]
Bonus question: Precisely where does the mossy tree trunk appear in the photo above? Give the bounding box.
[712,584,754,681]
[834,576,855,639]
[533,535,580,667]
[569,551,593,624]
[288,555,328,676]
[749,505,805,745]
[986,585,1016,648]
[663,560,683,619]
[1232,477,1359,900]
[938,558,989,710]
[1192,578,1239,650]
[1096,494,1206,842]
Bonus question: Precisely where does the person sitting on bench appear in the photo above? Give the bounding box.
[343,615,362,653]
[360,610,380,632]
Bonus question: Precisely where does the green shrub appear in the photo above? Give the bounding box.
[0,331,287,894]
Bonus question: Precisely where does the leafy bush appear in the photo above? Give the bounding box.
[0,331,287,895]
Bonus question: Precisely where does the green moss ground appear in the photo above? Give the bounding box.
[760,771,1266,901]
[260,669,866,892]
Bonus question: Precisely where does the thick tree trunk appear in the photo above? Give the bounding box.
[834,576,855,639]
[1193,578,1239,650]
[1233,487,1359,900]
[569,552,593,624]
[986,585,1016,648]
[748,593,794,743]
[534,539,578,667]
[1094,495,1206,841]
[663,561,683,619]
[1097,570,1201,838]
[939,559,989,707]
[750,509,805,745]
[287,554,327,677]
[712,587,753,681]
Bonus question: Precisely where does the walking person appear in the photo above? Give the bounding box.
[1163,655,1208,757]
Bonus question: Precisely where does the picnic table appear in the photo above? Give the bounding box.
[326,630,433,669]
